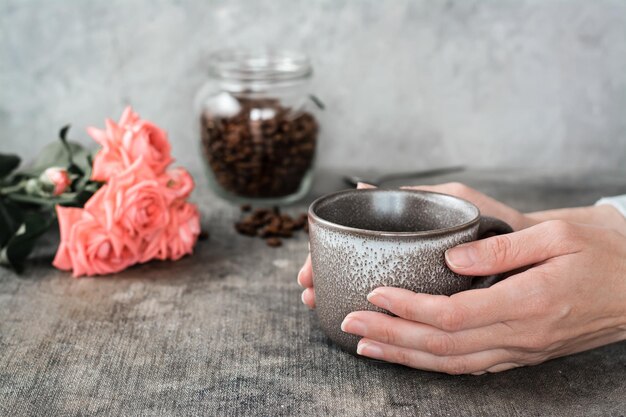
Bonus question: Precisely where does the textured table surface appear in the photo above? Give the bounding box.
[1,169,625,417]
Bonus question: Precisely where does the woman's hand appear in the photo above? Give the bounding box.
[341,220,626,374]
[297,182,538,309]
[527,205,626,236]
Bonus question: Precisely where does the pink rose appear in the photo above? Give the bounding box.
[137,231,168,264]
[40,167,71,196]
[53,206,83,271]
[159,167,195,202]
[123,119,172,174]
[89,106,172,182]
[163,202,200,261]
[53,206,138,277]
[86,158,170,239]
[133,167,196,263]
[52,107,200,277]
[88,119,130,182]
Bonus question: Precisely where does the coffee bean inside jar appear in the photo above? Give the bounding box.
[200,97,318,199]
[195,49,320,204]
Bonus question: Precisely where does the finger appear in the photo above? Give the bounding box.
[301,288,316,309]
[342,311,516,355]
[356,338,518,375]
[357,182,376,189]
[297,254,313,288]
[366,282,536,331]
[445,220,584,276]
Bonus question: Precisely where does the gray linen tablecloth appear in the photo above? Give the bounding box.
[1,169,625,416]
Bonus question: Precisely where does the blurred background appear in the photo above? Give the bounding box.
[1,0,626,176]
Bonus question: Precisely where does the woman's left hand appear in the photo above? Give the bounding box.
[341,220,626,374]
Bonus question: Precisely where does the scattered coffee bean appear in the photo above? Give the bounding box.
[240,204,252,212]
[201,97,318,199]
[265,237,282,247]
[234,222,257,237]
[293,213,308,231]
[234,205,309,247]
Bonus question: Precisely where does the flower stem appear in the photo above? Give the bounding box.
[0,183,26,195]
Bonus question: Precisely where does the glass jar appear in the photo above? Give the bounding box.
[195,49,320,205]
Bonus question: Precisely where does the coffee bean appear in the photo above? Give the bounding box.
[265,237,282,247]
[201,97,318,199]
[235,222,257,237]
[293,213,307,230]
[234,206,309,247]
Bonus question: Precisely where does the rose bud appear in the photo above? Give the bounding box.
[40,167,71,196]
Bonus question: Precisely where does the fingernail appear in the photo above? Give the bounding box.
[445,245,477,268]
[297,268,304,286]
[357,182,375,189]
[341,316,367,335]
[301,290,309,306]
[357,341,383,357]
[367,290,391,310]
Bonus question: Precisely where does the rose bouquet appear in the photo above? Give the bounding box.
[0,107,200,276]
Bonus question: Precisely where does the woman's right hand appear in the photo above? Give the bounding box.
[297,181,626,308]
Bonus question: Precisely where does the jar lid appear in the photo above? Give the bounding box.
[208,49,312,83]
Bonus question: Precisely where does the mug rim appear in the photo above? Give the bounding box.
[308,189,481,237]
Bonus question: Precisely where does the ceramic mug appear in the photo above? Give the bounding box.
[308,189,513,353]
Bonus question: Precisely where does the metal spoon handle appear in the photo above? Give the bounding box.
[343,166,466,188]
[377,165,466,184]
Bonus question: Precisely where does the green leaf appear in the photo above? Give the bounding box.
[70,189,97,207]
[84,153,94,179]
[6,193,57,207]
[59,125,87,177]
[0,212,53,272]
[20,140,93,178]
[0,154,21,179]
[59,125,71,144]
[5,189,98,208]
[0,197,23,247]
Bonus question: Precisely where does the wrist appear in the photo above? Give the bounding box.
[526,205,626,235]
[519,214,540,230]
[592,204,626,235]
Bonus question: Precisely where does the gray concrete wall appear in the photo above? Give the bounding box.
[1,0,625,174]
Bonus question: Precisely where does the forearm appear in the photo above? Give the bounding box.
[527,205,626,235]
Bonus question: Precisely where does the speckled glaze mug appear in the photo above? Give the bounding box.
[308,189,513,353]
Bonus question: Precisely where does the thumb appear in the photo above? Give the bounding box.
[445,220,581,276]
